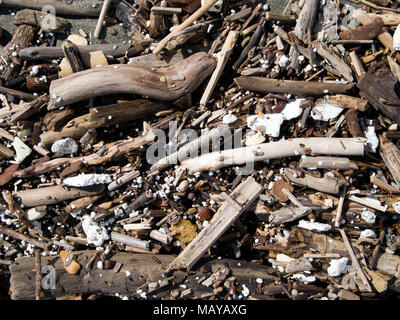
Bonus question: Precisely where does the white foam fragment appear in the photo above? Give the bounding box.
[281,99,304,120]
[63,173,112,187]
[12,136,32,164]
[394,24,400,51]
[51,137,78,154]
[361,209,376,224]
[82,215,109,246]
[278,55,290,67]
[222,112,238,124]
[276,253,295,263]
[359,229,377,239]
[311,103,343,121]
[393,202,400,214]
[298,220,332,232]
[247,114,284,137]
[364,126,379,153]
[291,274,316,284]
[24,207,47,221]
[327,257,348,277]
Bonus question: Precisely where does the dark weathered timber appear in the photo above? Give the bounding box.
[61,41,85,73]
[339,18,384,40]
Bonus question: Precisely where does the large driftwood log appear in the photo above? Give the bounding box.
[49,52,216,108]
[180,137,366,173]
[9,251,278,300]
[234,77,355,96]
[2,0,104,16]
[40,100,168,148]
[0,24,36,83]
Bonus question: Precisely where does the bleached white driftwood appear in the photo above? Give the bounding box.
[168,176,263,270]
[181,137,366,173]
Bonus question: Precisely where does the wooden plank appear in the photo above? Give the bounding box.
[168,176,263,270]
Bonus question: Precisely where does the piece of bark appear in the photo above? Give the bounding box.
[357,72,400,124]
[168,177,263,270]
[378,135,400,186]
[0,24,36,83]
[0,144,15,158]
[294,0,319,43]
[285,168,348,195]
[265,12,296,24]
[19,43,139,61]
[368,13,400,25]
[9,94,49,124]
[299,156,358,170]
[0,164,19,186]
[43,108,75,131]
[338,289,360,300]
[48,52,216,108]
[323,94,368,112]
[345,109,363,138]
[0,86,36,101]
[40,100,168,147]
[234,77,354,96]
[339,18,384,40]
[269,206,311,225]
[2,0,103,16]
[181,137,365,173]
[108,170,140,191]
[61,41,85,73]
[349,51,366,78]
[166,0,201,13]
[149,12,168,39]
[13,9,67,32]
[224,7,252,22]
[13,185,104,208]
[152,0,218,55]
[370,175,400,194]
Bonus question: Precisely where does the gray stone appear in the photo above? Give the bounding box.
[51,138,78,154]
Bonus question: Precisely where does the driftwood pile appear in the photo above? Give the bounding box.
[2,0,400,301]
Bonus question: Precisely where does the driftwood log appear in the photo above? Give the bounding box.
[13,9,68,32]
[9,251,278,300]
[234,77,355,96]
[48,52,216,108]
[1,0,104,16]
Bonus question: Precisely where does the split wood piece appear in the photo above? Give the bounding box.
[339,229,372,292]
[348,195,386,212]
[61,41,85,73]
[339,17,384,41]
[13,185,104,208]
[379,135,400,187]
[265,12,296,24]
[387,55,400,82]
[345,109,362,138]
[107,170,140,192]
[299,156,358,170]
[168,176,263,270]
[19,43,138,61]
[0,86,36,101]
[1,0,103,16]
[151,6,182,15]
[111,232,150,251]
[49,52,216,108]
[149,11,168,39]
[35,249,42,300]
[43,108,75,132]
[323,94,368,112]
[313,41,353,83]
[152,0,218,55]
[303,253,341,259]
[293,0,319,43]
[224,7,251,22]
[0,24,36,83]
[370,175,400,194]
[164,20,213,52]
[234,77,355,96]
[65,195,102,214]
[14,130,157,178]
[40,100,168,147]
[13,9,67,32]
[370,229,386,270]
[358,72,400,124]
[233,18,265,70]
[10,94,49,124]
[284,168,348,195]
[166,0,201,13]
[269,206,311,225]
[325,114,346,138]
[368,13,400,25]
[94,0,112,38]
[353,9,400,63]
[150,125,231,173]
[0,144,14,158]
[9,250,277,300]
[200,30,238,107]
[274,26,312,62]
[181,137,365,173]
[0,164,19,186]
